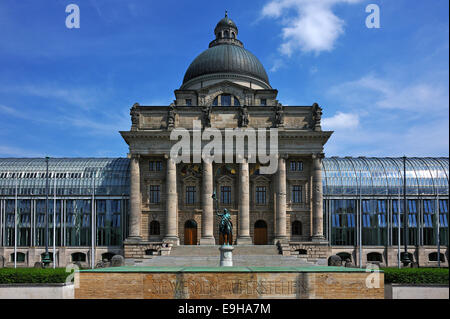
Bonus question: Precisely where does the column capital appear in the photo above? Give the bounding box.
[130,153,141,160]
[312,152,325,160]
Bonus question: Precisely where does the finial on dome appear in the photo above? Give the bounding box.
[225,10,228,18]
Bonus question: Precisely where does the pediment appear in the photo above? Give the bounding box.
[183,176,198,183]
[217,175,234,183]
[252,175,271,183]
[199,80,250,94]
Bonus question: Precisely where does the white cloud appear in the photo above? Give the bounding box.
[324,74,449,156]
[261,0,362,55]
[322,111,359,130]
[328,74,449,112]
[270,59,285,72]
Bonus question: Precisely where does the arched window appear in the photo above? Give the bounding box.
[211,94,241,106]
[150,220,160,236]
[224,30,229,38]
[145,249,158,256]
[367,252,383,263]
[429,252,445,262]
[101,252,115,262]
[71,252,86,262]
[292,221,302,236]
[231,32,236,39]
[10,252,26,263]
[337,252,352,262]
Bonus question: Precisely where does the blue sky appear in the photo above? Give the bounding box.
[0,0,448,158]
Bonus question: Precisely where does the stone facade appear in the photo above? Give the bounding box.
[119,14,333,259]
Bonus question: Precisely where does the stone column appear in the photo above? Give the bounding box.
[274,155,287,243]
[164,156,179,245]
[311,153,325,241]
[200,159,215,245]
[237,159,252,244]
[128,154,141,239]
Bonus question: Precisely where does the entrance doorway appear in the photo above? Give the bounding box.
[184,220,197,245]
[254,220,268,245]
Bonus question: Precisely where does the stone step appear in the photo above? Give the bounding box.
[169,245,279,256]
[125,255,320,267]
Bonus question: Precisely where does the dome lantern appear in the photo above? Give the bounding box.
[213,11,238,41]
[181,12,271,90]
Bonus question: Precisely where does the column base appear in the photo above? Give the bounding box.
[273,236,288,245]
[236,236,252,245]
[310,235,327,243]
[124,236,142,244]
[199,237,216,245]
[163,237,180,246]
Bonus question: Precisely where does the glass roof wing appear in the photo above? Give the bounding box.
[0,158,130,196]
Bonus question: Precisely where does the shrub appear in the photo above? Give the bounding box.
[382,268,449,285]
[0,268,72,284]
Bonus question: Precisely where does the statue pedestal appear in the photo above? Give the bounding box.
[219,245,234,267]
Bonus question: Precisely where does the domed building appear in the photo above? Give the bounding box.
[174,12,279,107]
[0,14,447,269]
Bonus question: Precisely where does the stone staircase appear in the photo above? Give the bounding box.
[125,245,325,267]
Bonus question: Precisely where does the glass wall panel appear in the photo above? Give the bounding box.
[97,199,122,246]
[18,200,31,246]
[361,199,387,245]
[66,199,91,246]
[329,199,356,246]
[5,200,14,246]
[48,200,62,246]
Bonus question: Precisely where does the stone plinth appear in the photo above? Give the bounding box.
[75,267,384,299]
[219,245,234,267]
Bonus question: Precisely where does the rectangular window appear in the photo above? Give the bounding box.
[347,214,355,228]
[149,161,162,171]
[378,214,386,227]
[255,186,266,204]
[149,185,160,204]
[292,185,302,203]
[408,200,417,213]
[408,214,417,227]
[424,200,433,213]
[290,161,296,171]
[185,99,192,106]
[377,200,386,213]
[362,200,370,213]
[185,186,196,204]
[221,186,231,204]
[290,161,303,171]
[260,98,267,106]
[439,200,448,213]
[440,214,448,227]
[363,214,371,227]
